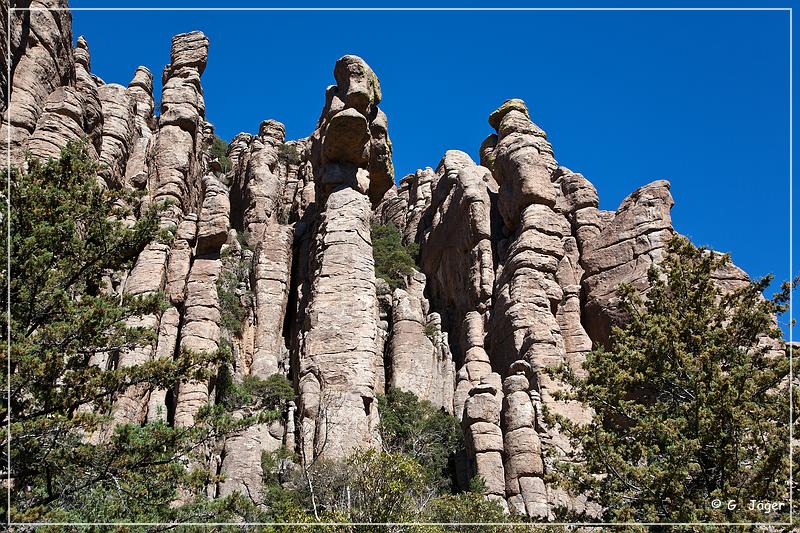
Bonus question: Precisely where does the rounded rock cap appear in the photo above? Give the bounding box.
[488,98,530,130]
[259,119,286,141]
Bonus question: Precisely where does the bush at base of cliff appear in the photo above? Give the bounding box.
[548,235,795,524]
[377,387,464,492]
[279,449,513,530]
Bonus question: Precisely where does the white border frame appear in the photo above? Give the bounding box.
[4,4,794,529]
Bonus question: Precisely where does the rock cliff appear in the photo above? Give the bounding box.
[5,0,784,519]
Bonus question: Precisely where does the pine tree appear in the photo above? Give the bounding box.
[377,387,464,492]
[549,235,794,525]
[2,142,257,523]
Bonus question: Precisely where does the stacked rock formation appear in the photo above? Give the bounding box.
[385,271,455,412]
[296,55,393,461]
[374,99,679,517]
[3,0,76,167]
[7,1,785,518]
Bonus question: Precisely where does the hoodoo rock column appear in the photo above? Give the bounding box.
[298,55,393,460]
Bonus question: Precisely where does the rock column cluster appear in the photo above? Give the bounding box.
[8,3,785,518]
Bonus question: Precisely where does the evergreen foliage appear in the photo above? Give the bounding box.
[4,141,255,523]
[548,235,794,524]
[423,322,438,341]
[216,369,295,414]
[209,134,232,173]
[377,387,464,492]
[277,142,302,165]
[216,250,253,337]
[285,449,514,530]
[371,222,419,290]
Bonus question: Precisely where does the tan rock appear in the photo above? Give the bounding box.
[581,180,674,345]
[196,175,231,254]
[97,84,137,187]
[174,258,221,427]
[387,272,455,412]
[26,87,89,161]
[218,420,283,501]
[252,224,294,377]
[147,307,181,422]
[2,0,74,166]
[474,451,505,497]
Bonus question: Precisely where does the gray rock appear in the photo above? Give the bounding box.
[251,225,294,377]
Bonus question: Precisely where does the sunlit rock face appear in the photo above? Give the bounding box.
[7,4,781,517]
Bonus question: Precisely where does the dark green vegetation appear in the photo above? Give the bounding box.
[277,142,302,165]
[217,265,250,337]
[273,388,510,528]
[549,235,795,525]
[4,142,260,523]
[218,231,254,337]
[423,322,438,341]
[377,387,464,492]
[216,369,295,414]
[371,222,419,290]
[209,134,232,173]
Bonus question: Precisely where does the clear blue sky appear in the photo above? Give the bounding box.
[70,1,796,337]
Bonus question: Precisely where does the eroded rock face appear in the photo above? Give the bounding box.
[218,418,284,501]
[7,8,785,519]
[97,83,137,187]
[151,31,209,223]
[580,180,674,346]
[463,374,508,511]
[487,99,570,386]
[488,98,557,232]
[419,152,497,360]
[299,186,381,459]
[297,55,394,460]
[234,120,286,240]
[124,66,156,189]
[251,225,294,378]
[310,55,394,205]
[502,361,547,518]
[175,257,222,427]
[196,174,231,254]
[386,270,455,412]
[26,86,93,161]
[3,0,75,166]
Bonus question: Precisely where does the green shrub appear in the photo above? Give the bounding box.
[371,222,419,290]
[550,235,794,523]
[217,371,295,414]
[424,490,511,525]
[7,140,252,523]
[235,230,253,251]
[423,322,438,341]
[209,135,232,173]
[282,448,508,526]
[217,269,247,335]
[217,248,254,336]
[377,387,464,491]
[277,142,302,165]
